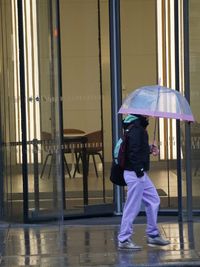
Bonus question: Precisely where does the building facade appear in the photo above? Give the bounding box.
[0,0,199,223]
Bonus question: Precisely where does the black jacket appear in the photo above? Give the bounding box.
[124,117,150,176]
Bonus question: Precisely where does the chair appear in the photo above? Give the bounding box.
[40,131,71,178]
[181,123,200,176]
[75,130,103,177]
[191,123,200,176]
[63,129,85,176]
[85,130,104,177]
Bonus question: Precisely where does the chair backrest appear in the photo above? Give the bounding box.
[85,130,102,152]
[41,131,53,153]
[181,123,200,160]
[191,123,200,152]
[41,131,52,140]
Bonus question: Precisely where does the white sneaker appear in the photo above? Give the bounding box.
[147,235,170,247]
[118,239,142,250]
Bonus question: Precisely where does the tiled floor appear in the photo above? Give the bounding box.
[9,166,200,209]
[0,218,200,266]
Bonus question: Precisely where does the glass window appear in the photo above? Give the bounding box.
[189,0,200,210]
[0,0,64,222]
[60,0,113,217]
[120,0,178,210]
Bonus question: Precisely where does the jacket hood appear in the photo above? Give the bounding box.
[123,114,149,129]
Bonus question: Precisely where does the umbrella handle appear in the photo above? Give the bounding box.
[153,117,158,144]
[152,85,160,144]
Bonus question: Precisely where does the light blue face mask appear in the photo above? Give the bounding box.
[123,114,138,124]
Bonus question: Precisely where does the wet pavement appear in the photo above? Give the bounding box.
[0,217,200,266]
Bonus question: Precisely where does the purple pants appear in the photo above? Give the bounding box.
[118,170,160,242]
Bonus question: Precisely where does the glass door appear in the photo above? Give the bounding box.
[120,0,179,211]
[59,0,113,217]
[189,0,200,211]
[25,0,64,221]
[0,0,64,222]
[0,0,17,220]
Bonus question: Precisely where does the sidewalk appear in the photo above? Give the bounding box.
[0,217,200,266]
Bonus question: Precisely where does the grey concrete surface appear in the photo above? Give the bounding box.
[0,217,200,266]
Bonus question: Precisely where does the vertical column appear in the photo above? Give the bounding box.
[53,0,66,217]
[183,0,193,222]
[174,0,183,222]
[17,0,29,222]
[109,0,124,214]
[33,139,39,211]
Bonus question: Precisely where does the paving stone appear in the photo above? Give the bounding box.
[0,219,200,266]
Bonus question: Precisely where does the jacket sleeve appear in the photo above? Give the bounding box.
[127,127,144,177]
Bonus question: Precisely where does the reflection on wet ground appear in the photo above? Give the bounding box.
[0,218,200,266]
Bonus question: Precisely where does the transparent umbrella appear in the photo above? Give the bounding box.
[118,85,195,122]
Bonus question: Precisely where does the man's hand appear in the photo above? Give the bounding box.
[135,169,144,178]
[150,144,159,156]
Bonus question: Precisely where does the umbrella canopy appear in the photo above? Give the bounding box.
[118,85,195,122]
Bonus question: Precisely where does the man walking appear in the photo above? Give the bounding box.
[118,114,170,250]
